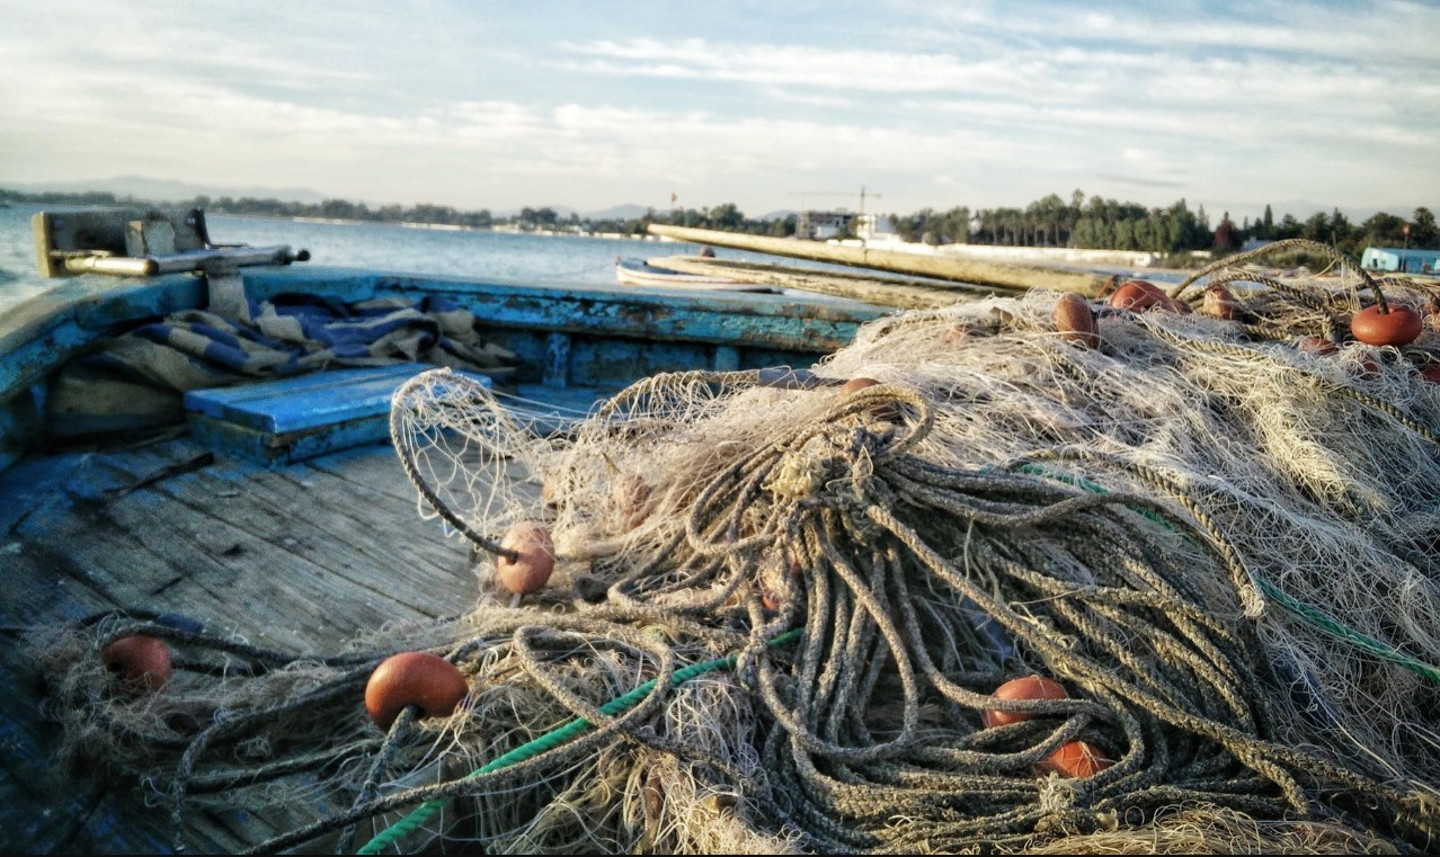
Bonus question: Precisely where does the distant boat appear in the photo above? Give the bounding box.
[613,255,778,292]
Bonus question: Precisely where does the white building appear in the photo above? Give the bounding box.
[1361,246,1440,274]
[796,210,855,240]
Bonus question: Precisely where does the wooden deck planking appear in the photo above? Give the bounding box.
[0,433,505,854]
[24,482,402,653]
[147,454,479,626]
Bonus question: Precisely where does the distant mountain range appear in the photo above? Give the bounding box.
[2,175,330,206]
[3,178,799,222]
[491,203,653,221]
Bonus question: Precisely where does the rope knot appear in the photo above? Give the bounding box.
[765,437,838,500]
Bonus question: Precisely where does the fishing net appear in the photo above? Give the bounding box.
[27,240,1440,854]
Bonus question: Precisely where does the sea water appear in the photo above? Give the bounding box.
[0,202,714,313]
[0,201,1171,315]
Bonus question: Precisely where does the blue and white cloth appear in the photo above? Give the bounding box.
[46,294,519,439]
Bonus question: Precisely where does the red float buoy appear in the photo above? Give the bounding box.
[364,651,468,730]
[981,674,1069,728]
[102,634,173,691]
[496,521,555,605]
[1351,303,1422,347]
[1038,739,1115,778]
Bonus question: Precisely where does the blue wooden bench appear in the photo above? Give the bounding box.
[183,363,491,465]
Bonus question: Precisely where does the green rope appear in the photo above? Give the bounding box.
[355,628,802,854]
[1011,463,1440,684]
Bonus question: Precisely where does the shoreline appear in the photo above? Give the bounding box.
[275,214,1194,270]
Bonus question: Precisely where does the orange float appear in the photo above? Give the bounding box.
[496,521,555,604]
[1038,739,1115,778]
[1297,335,1338,356]
[838,377,898,421]
[1351,303,1422,347]
[1108,279,1181,313]
[981,674,1068,728]
[613,472,652,529]
[102,634,173,691]
[1053,293,1098,348]
[1202,285,1237,320]
[364,651,468,730]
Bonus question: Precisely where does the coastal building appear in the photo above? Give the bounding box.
[1361,246,1440,274]
[855,213,895,242]
[797,209,856,240]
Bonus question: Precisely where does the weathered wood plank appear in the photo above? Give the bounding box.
[0,436,492,854]
[648,254,1009,309]
[152,454,478,617]
[183,364,495,465]
[648,223,1113,296]
[9,442,469,653]
[241,266,884,353]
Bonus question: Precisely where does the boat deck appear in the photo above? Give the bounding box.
[1,432,499,854]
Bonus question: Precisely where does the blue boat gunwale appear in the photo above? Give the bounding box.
[0,263,889,473]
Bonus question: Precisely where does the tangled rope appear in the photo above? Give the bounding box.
[28,240,1440,854]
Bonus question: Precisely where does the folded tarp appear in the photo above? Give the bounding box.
[44,293,521,441]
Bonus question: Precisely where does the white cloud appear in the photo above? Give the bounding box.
[557,39,1027,95]
[0,0,1433,219]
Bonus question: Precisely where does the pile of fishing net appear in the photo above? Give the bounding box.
[29,240,1440,854]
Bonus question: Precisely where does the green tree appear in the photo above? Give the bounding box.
[1413,207,1437,247]
[707,202,744,230]
[1358,211,1407,248]
[1301,211,1331,244]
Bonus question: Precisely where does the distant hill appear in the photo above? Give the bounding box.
[2,175,326,205]
[582,203,650,221]
[583,205,794,221]
[488,204,651,221]
[492,204,577,219]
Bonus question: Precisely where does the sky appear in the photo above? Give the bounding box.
[1,0,1437,225]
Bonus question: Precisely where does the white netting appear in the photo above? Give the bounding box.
[30,240,1440,853]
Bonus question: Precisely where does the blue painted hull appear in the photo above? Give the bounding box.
[0,263,885,472]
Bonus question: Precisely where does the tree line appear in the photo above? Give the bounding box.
[888,191,1437,263]
[3,186,1433,263]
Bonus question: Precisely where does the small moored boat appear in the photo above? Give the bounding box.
[613,255,778,292]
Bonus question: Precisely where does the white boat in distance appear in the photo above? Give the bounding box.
[613,256,778,293]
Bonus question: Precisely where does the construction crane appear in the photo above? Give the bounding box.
[794,185,881,214]
[794,186,885,241]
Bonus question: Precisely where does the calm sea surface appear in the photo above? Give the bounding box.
[0,202,841,314]
[0,202,1177,315]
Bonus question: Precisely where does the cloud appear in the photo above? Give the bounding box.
[556,38,1030,95]
[0,0,1433,219]
[555,30,1437,122]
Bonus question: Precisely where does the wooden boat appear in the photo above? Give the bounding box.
[642,253,1017,309]
[646,223,1117,296]
[4,215,1437,855]
[613,255,778,292]
[0,207,883,853]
